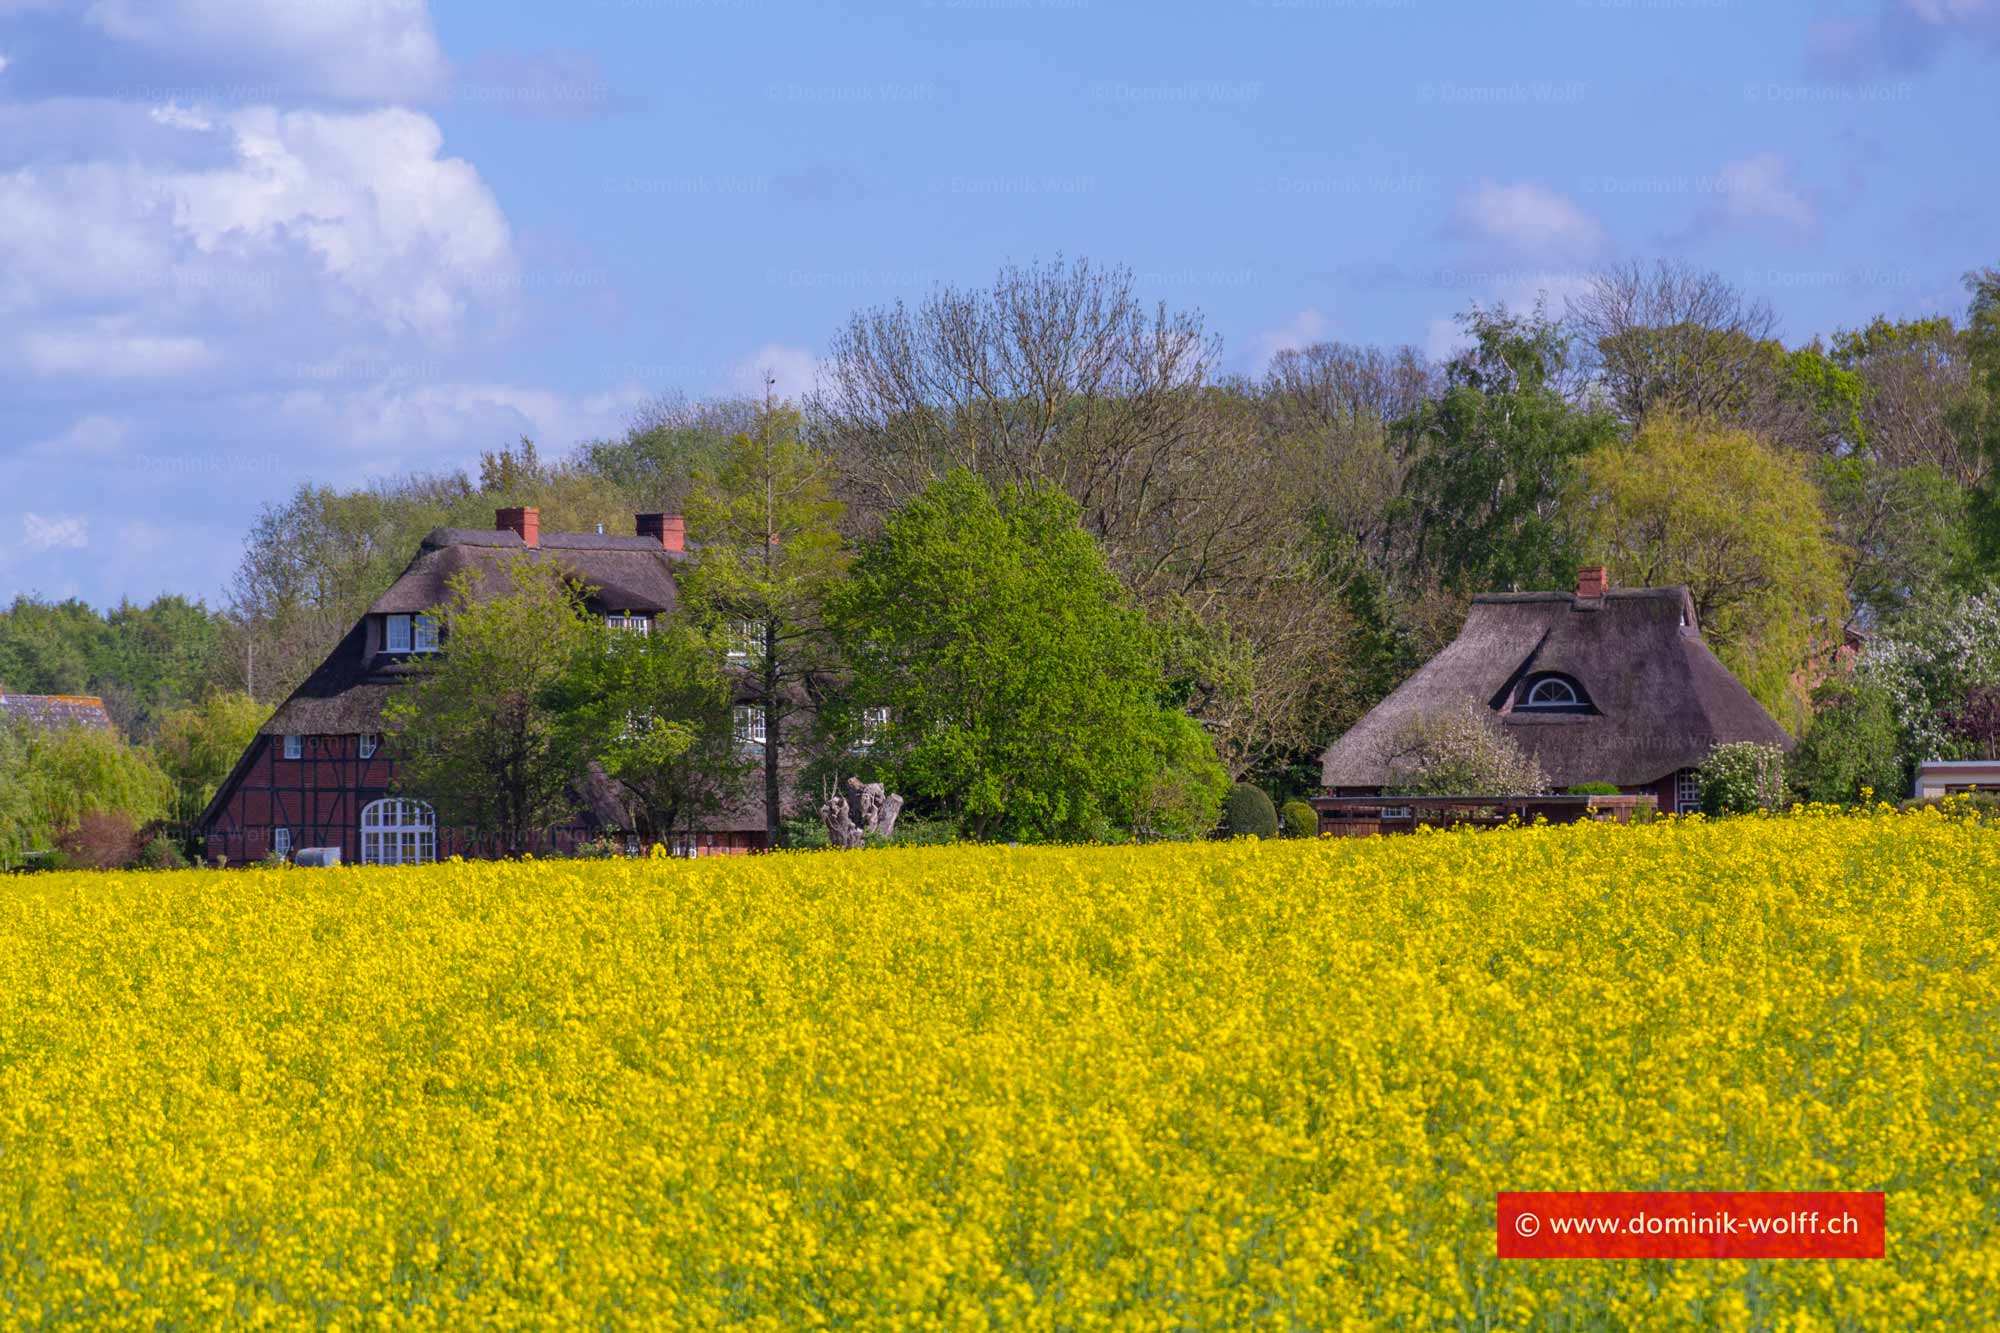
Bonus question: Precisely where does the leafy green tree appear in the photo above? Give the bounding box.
[680,401,849,847]
[0,596,104,696]
[1819,457,1972,630]
[383,555,602,855]
[1576,414,1848,727]
[1960,268,2000,572]
[1788,680,1905,805]
[1392,304,1618,593]
[828,469,1224,842]
[0,723,32,869]
[153,691,270,832]
[1127,710,1231,841]
[15,724,172,849]
[551,618,746,840]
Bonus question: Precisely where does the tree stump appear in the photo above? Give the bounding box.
[820,776,904,849]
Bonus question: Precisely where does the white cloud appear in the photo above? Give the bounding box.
[1711,153,1818,232]
[1452,181,1607,262]
[22,329,213,377]
[84,0,450,103]
[29,414,133,458]
[23,513,89,551]
[265,378,650,463]
[1247,308,1330,371]
[725,344,824,402]
[0,104,515,343]
[0,52,11,74]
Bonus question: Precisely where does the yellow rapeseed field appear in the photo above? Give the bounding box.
[3,808,1998,1330]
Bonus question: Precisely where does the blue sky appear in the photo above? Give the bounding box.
[2,0,1996,608]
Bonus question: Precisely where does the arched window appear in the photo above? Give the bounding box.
[1515,674,1590,710]
[360,798,436,866]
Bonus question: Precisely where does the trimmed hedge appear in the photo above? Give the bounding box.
[1224,784,1279,838]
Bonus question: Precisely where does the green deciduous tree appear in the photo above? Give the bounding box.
[1392,304,1619,594]
[383,555,602,855]
[1575,415,1848,727]
[681,400,849,847]
[828,469,1225,842]
[1788,679,1905,805]
[153,691,270,833]
[14,724,172,852]
[551,618,746,840]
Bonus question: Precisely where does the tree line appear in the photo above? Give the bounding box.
[8,254,2000,855]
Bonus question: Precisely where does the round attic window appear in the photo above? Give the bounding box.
[1516,674,1590,710]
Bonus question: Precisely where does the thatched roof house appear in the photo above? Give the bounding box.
[1319,568,1792,813]
[197,509,777,865]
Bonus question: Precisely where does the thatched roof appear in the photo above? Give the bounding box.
[1319,586,1793,790]
[366,527,685,617]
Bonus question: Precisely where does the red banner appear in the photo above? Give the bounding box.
[1497,1191,1886,1259]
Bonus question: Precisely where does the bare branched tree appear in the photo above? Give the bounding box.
[1568,259,1803,436]
[809,257,1271,594]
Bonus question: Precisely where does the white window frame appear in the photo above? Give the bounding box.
[360,798,437,866]
[607,614,652,636]
[858,706,889,751]
[413,613,440,653]
[727,618,763,661]
[283,734,302,759]
[272,827,291,857]
[668,833,700,858]
[385,614,412,654]
[1519,677,1582,709]
[1675,770,1701,814]
[732,704,767,747]
[358,734,378,760]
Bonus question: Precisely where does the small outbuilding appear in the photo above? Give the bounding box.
[1910,761,2000,800]
[1318,567,1793,815]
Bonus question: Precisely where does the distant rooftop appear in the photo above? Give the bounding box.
[0,693,115,733]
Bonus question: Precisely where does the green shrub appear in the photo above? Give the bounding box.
[782,817,832,850]
[890,816,960,847]
[1789,679,1904,805]
[1280,800,1318,839]
[1224,783,1279,838]
[1567,782,1621,796]
[134,836,188,871]
[1697,742,1789,816]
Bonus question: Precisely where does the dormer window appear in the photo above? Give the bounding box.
[607,614,651,635]
[1514,673,1592,712]
[384,614,439,655]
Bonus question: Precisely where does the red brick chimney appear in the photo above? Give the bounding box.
[1575,565,1609,599]
[496,506,539,547]
[636,513,685,552]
